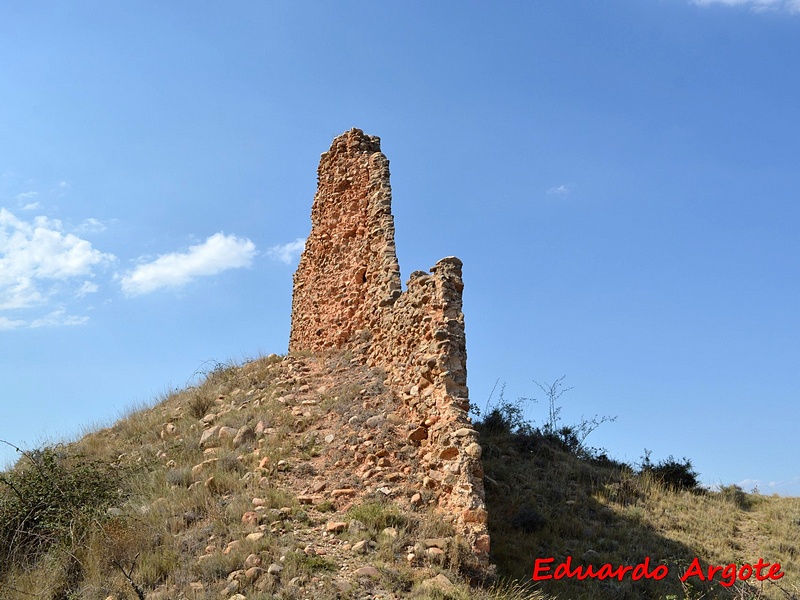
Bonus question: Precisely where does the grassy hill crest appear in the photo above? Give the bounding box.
[1,351,798,599]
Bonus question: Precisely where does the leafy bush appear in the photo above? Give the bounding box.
[474,382,534,436]
[475,377,615,460]
[0,444,123,574]
[639,450,699,491]
[534,376,616,456]
[717,483,753,509]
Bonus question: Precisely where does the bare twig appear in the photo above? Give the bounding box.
[112,553,146,600]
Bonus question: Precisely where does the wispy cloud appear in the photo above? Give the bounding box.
[76,281,99,297]
[14,191,40,211]
[546,184,572,198]
[0,315,26,331]
[29,309,89,328]
[267,238,306,264]
[120,233,257,296]
[736,476,800,495]
[0,208,115,311]
[692,0,800,13]
[75,218,107,234]
[52,181,70,196]
[734,478,762,491]
[0,309,90,331]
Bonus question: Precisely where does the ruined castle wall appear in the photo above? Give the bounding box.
[289,129,489,561]
[288,131,400,352]
[368,258,490,557]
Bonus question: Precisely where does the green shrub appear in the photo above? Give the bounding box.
[346,499,408,534]
[475,377,615,460]
[639,450,699,491]
[0,445,123,574]
[717,483,752,509]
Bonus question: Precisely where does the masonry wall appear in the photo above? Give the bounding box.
[288,130,401,352]
[289,129,489,562]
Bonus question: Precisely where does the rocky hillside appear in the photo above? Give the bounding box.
[0,352,531,600]
[2,351,799,599]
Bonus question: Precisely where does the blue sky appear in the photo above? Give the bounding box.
[1,1,798,496]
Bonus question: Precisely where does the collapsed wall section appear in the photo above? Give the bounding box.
[289,128,489,562]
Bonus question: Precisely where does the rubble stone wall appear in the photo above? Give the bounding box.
[289,129,489,562]
[288,130,400,352]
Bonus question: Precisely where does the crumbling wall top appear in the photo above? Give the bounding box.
[288,128,490,564]
[289,128,401,352]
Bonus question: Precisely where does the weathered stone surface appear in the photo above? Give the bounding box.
[365,413,385,428]
[244,553,261,568]
[439,447,459,460]
[325,521,348,533]
[199,425,220,447]
[233,425,256,447]
[191,458,217,476]
[218,426,238,440]
[288,128,489,565]
[289,129,399,351]
[421,573,455,592]
[408,426,428,442]
[423,537,450,549]
[241,511,259,527]
[354,565,381,579]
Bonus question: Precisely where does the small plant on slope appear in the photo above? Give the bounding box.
[0,440,123,575]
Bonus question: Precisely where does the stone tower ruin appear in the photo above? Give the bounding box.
[289,128,489,562]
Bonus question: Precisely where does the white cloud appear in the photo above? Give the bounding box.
[267,238,306,264]
[692,0,800,13]
[53,181,70,196]
[0,208,115,311]
[736,476,800,495]
[75,218,107,234]
[77,281,99,296]
[120,232,257,296]
[737,478,760,486]
[29,309,89,328]
[0,315,26,330]
[0,309,90,330]
[546,184,571,197]
[14,191,40,211]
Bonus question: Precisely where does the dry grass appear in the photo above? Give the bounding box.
[2,352,545,600]
[0,351,795,600]
[480,421,799,600]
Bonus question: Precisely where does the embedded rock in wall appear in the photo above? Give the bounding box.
[289,128,489,564]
